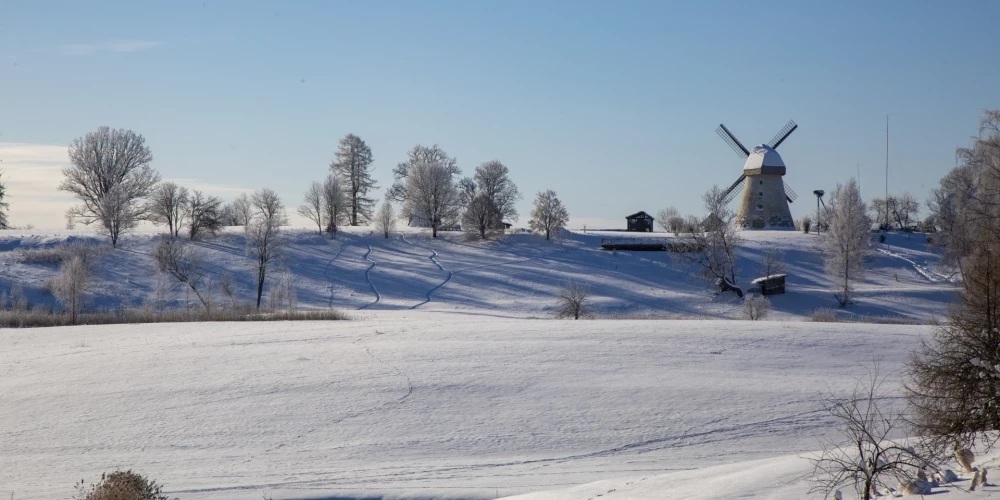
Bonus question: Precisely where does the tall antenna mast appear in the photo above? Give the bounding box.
[885,115,889,229]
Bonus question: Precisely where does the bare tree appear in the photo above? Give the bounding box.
[463,194,502,240]
[809,364,929,500]
[298,181,324,235]
[185,190,224,240]
[892,193,920,229]
[825,178,871,307]
[656,206,683,234]
[471,160,521,224]
[60,127,161,248]
[154,238,212,310]
[322,174,349,237]
[219,272,240,308]
[388,144,462,238]
[680,186,743,287]
[50,255,90,324]
[331,134,377,225]
[246,189,287,309]
[147,182,189,237]
[228,193,254,227]
[758,245,786,278]
[528,190,569,241]
[267,271,297,313]
[374,201,396,238]
[556,282,589,320]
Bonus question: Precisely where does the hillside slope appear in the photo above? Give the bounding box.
[0,227,956,320]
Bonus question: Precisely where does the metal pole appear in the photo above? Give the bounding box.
[885,114,889,230]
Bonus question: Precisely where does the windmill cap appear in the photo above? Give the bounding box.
[743,144,785,171]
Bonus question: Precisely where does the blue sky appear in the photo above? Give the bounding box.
[0,0,997,228]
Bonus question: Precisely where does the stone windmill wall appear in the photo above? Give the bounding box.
[734,145,794,229]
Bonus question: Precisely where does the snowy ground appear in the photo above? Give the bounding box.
[0,314,958,500]
[0,226,957,321]
[0,227,968,499]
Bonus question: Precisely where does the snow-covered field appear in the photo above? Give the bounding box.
[1,314,959,500]
[0,226,957,321]
[0,227,974,499]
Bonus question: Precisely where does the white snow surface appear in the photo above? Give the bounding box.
[0,315,946,500]
[0,227,971,499]
[0,226,956,321]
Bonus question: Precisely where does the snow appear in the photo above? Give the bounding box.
[743,144,785,170]
[0,316,939,500]
[0,227,957,321]
[0,226,970,499]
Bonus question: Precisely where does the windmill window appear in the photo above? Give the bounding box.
[758,191,763,197]
[759,180,763,185]
[756,204,763,211]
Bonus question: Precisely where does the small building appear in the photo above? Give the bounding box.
[626,211,654,232]
[750,274,786,296]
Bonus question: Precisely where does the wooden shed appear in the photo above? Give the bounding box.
[626,211,654,232]
[750,274,786,296]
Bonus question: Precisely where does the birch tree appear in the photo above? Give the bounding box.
[50,255,90,324]
[323,174,349,237]
[825,178,871,307]
[60,127,161,247]
[388,144,462,238]
[147,182,189,237]
[374,201,396,238]
[298,181,325,235]
[331,134,377,226]
[528,190,569,240]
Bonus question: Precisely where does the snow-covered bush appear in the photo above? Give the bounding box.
[810,308,839,322]
[741,294,770,320]
[801,216,812,234]
[73,469,171,500]
[18,240,103,266]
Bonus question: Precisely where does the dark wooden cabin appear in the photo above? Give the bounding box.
[626,211,654,232]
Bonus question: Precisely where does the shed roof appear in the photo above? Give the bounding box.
[626,211,653,219]
[751,274,787,284]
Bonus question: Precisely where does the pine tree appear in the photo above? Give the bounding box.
[330,134,377,226]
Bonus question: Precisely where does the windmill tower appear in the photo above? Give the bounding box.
[716,120,799,229]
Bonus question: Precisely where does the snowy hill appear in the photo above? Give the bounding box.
[1,315,941,500]
[0,227,957,321]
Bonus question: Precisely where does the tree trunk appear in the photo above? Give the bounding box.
[546,228,550,240]
[256,268,266,309]
[432,223,438,238]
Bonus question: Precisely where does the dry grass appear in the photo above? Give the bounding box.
[17,241,104,266]
[0,306,348,328]
[810,308,923,325]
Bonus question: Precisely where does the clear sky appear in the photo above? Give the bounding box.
[0,0,997,229]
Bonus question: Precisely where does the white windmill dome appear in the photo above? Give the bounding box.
[743,144,785,170]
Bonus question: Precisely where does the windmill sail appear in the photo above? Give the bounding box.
[716,124,750,158]
[768,120,797,149]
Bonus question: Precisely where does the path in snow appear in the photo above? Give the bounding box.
[358,244,381,309]
[400,235,454,309]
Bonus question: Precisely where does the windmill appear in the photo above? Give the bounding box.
[716,120,799,229]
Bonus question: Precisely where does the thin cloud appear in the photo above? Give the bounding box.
[59,40,163,56]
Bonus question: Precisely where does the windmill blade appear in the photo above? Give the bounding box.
[784,184,798,203]
[722,174,746,205]
[768,120,798,149]
[716,124,750,158]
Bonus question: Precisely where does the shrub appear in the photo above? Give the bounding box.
[741,294,770,320]
[74,470,172,500]
[810,308,839,322]
[19,240,102,266]
[801,216,812,234]
[0,307,348,328]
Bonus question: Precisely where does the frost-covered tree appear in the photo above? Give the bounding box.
[50,255,90,324]
[472,160,520,223]
[185,190,224,240]
[656,206,683,234]
[825,178,871,307]
[528,190,569,241]
[331,134,377,226]
[322,174,349,237]
[388,144,462,238]
[246,189,287,309]
[374,201,396,239]
[0,172,10,229]
[147,182,189,237]
[227,193,254,227]
[61,127,161,247]
[680,186,743,287]
[298,181,325,235]
[463,193,502,240]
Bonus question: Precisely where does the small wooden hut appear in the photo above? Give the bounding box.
[626,211,654,232]
[750,274,787,296]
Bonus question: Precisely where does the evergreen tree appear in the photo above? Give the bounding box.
[330,134,377,225]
